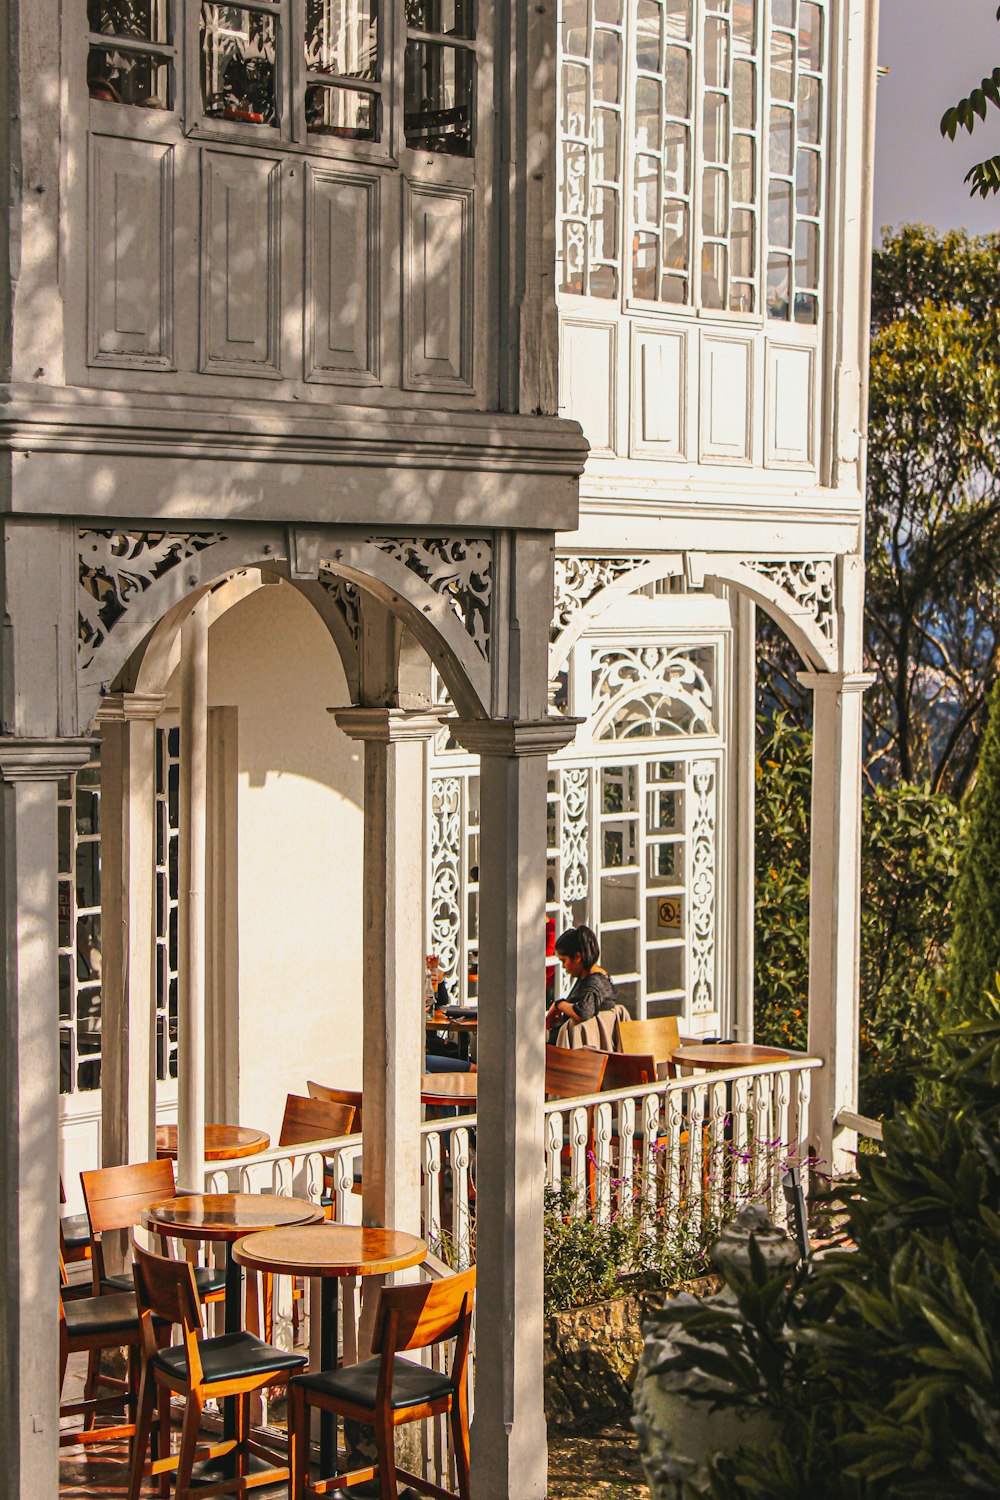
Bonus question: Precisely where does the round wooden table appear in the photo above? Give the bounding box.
[671,1043,793,1071]
[420,1072,478,1108]
[426,1013,478,1062]
[233,1223,426,1473]
[142,1193,323,1466]
[155,1123,270,1161]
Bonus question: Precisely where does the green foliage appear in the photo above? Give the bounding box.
[866,226,1000,796]
[656,996,1000,1499]
[948,680,1000,1023]
[754,716,963,1117]
[940,17,1000,199]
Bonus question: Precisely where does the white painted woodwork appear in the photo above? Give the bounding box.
[200,151,282,378]
[305,166,381,385]
[403,181,475,392]
[177,600,209,1194]
[766,343,815,467]
[630,326,686,458]
[88,136,174,369]
[562,319,616,454]
[699,336,752,463]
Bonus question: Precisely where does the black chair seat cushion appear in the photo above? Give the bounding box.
[62,1214,91,1252]
[102,1264,227,1298]
[153,1332,307,1385]
[292,1355,455,1412]
[64,1291,140,1340]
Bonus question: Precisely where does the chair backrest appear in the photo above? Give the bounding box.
[544,1045,609,1099]
[306,1081,364,1131]
[601,1051,658,1090]
[373,1267,476,1359]
[131,1239,204,1379]
[279,1094,356,1148]
[617,1016,680,1067]
[81,1159,177,1237]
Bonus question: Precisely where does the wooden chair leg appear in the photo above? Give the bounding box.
[83,1349,101,1429]
[289,1383,309,1500]
[127,1368,157,1500]
[174,1390,204,1500]
[236,1391,250,1480]
[449,1397,471,1500]
[374,1408,398,1500]
[158,1387,172,1499]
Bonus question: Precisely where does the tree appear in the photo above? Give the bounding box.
[865,225,1000,797]
[940,11,1000,200]
[947,680,1000,1021]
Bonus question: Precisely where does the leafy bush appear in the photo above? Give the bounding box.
[754,715,963,1117]
[651,995,1000,1498]
[949,680,1000,1024]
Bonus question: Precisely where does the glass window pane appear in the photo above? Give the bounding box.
[603,820,637,866]
[78,1058,102,1092]
[562,142,587,216]
[76,841,101,910]
[648,894,683,944]
[731,206,755,278]
[799,1,822,70]
[769,104,793,173]
[732,57,755,129]
[794,290,818,324]
[601,924,638,978]
[702,166,728,236]
[561,221,586,293]
[702,241,727,309]
[664,121,689,193]
[703,92,728,164]
[732,0,754,52]
[768,179,792,246]
[634,156,661,224]
[663,199,688,269]
[593,29,621,103]
[731,132,753,200]
[306,0,378,77]
[665,0,692,42]
[796,218,819,286]
[404,40,474,153]
[602,766,637,812]
[661,271,687,304]
[405,0,474,38]
[76,914,102,984]
[648,841,683,885]
[650,760,682,783]
[703,16,729,89]
[593,107,619,178]
[730,278,754,312]
[647,943,684,993]
[770,28,793,102]
[590,186,618,257]
[200,5,277,125]
[561,0,589,55]
[798,74,821,144]
[796,147,820,214]
[633,231,660,298]
[665,45,690,116]
[648,786,682,831]
[306,83,376,137]
[88,1,168,40]
[589,262,619,297]
[595,0,622,19]
[636,0,663,70]
[773,0,794,25]
[767,252,791,319]
[88,46,170,106]
[635,76,662,150]
[562,62,588,137]
[601,874,637,924]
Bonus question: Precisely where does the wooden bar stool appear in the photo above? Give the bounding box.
[59,1249,143,1448]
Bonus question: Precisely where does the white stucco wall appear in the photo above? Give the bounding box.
[204,582,365,1141]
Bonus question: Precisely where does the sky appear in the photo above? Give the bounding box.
[873,0,1000,239]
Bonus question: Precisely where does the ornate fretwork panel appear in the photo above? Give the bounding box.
[747,558,836,643]
[78,529,228,671]
[591,645,716,740]
[689,760,717,1014]
[318,574,362,643]
[560,766,590,906]
[370,537,492,660]
[429,776,464,998]
[551,555,647,642]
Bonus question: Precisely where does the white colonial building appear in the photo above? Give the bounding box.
[0,1,878,1497]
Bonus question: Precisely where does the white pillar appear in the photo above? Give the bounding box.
[178,600,209,1194]
[798,670,873,1175]
[331,708,439,1238]
[452,717,577,1500]
[0,737,94,1500]
[97,693,164,1175]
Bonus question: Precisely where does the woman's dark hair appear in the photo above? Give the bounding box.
[554,925,600,969]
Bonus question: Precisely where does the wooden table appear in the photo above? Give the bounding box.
[155,1123,270,1161]
[233,1223,426,1473]
[420,1072,478,1108]
[426,1013,478,1062]
[671,1043,793,1071]
[142,1193,322,1470]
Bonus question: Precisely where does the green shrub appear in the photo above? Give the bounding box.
[949,680,1000,1024]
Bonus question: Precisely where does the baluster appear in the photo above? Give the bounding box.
[594,1102,612,1226]
[640,1092,659,1220]
[686,1084,706,1238]
[305,1148,326,1207]
[617,1096,636,1222]
[752,1074,771,1201]
[796,1069,812,1195]
[333,1147,357,1223]
[422,1131,443,1249]
[450,1128,472,1271]
[773,1070,791,1223]
[707,1080,727,1220]
[545,1109,565,1193]
[569,1105,589,1204]
[664,1086,683,1212]
[732,1075,751,1201]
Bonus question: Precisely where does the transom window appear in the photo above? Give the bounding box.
[557,0,825,321]
[87,0,477,155]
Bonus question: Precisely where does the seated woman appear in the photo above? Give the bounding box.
[545,925,629,1051]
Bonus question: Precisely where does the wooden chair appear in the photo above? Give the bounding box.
[81,1158,227,1307]
[127,1240,308,1500]
[618,1016,682,1078]
[59,1247,144,1448]
[279,1094,357,1147]
[601,1051,659,1090]
[288,1266,476,1500]
[60,1175,92,1267]
[306,1081,364,1132]
[544,1045,609,1099]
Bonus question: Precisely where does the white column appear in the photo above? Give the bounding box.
[97,693,164,1176]
[452,717,577,1500]
[330,708,441,1238]
[0,738,94,1500]
[798,670,873,1175]
[178,600,209,1194]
